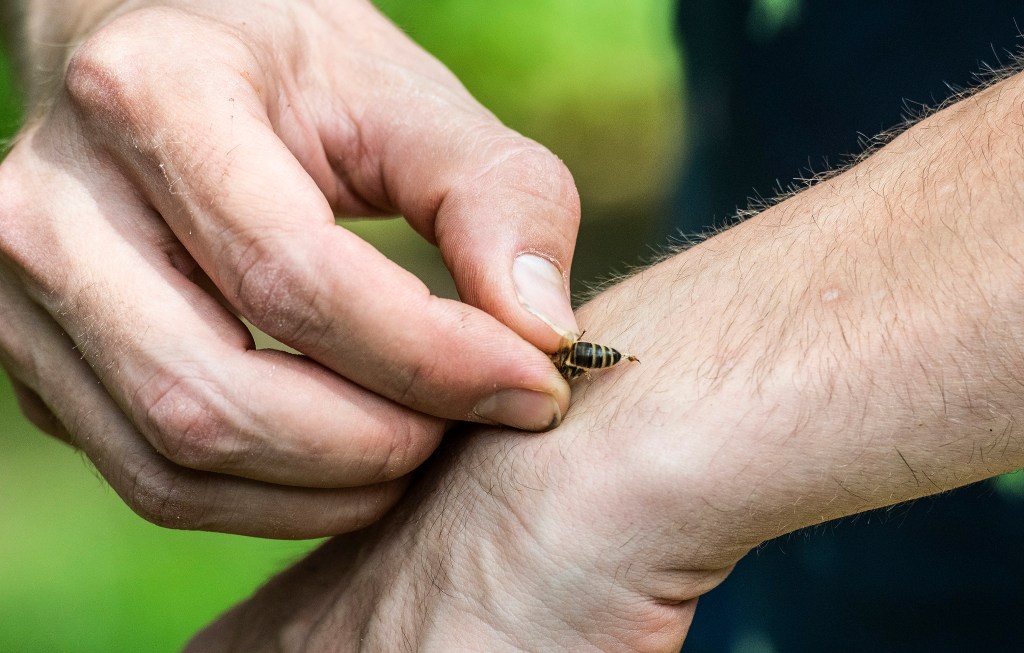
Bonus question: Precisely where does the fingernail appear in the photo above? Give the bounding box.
[473,388,562,432]
[513,254,579,337]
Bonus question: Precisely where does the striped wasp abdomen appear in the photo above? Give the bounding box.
[552,331,639,381]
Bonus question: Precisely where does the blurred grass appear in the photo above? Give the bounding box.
[0,3,684,650]
[375,0,686,214]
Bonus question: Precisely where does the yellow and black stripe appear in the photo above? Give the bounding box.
[569,341,623,369]
[553,337,638,381]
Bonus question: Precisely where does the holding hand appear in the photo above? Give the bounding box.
[0,0,578,537]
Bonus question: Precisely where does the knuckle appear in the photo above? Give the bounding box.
[229,233,330,347]
[392,351,435,406]
[125,460,206,530]
[368,432,414,483]
[64,25,153,122]
[342,483,405,532]
[503,140,582,216]
[136,370,237,471]
[356,489,400,526]
[443,135,581,241]
[364,416,439,482]
[230,236,293,322]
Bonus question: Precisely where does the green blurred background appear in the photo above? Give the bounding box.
[0,2,685,650]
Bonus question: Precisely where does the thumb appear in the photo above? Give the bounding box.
[313,4,581,351]
[433,141,582,351]
[382,124,582,352]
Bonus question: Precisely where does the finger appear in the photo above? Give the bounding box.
[63,19,568,430]
[84,370,410,539]
[8,377,73,444]
[0,212,408,538]
[0,264,71,444]
[3,131,444,489]
[373,120,583,352]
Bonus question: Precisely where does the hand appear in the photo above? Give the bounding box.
[183,262,743,653]
[0,0,578,537]
[188,68,1024,649]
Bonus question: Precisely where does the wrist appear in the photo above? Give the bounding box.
[189,434,701,653]
[320,439,685,653]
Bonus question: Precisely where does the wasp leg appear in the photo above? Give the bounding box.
[562,365,587,381]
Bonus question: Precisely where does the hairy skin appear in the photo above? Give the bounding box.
[190,68,1024,651]
[0,0,582,537]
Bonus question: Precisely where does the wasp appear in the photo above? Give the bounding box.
[551,330,639,381]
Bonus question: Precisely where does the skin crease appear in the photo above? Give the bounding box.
[188,67,1024,650]
[0,0,581,537]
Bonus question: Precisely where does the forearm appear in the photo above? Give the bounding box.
[597,68,1024,559]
